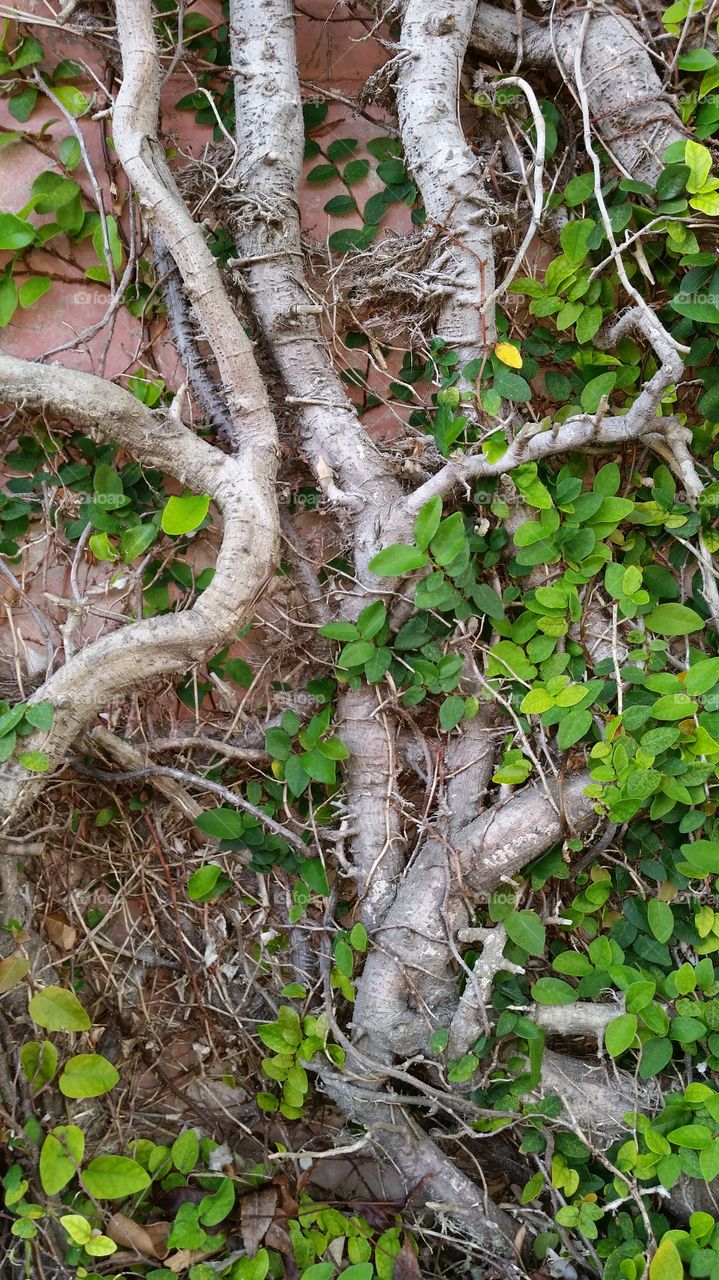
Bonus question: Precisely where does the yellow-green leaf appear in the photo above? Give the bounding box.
[650,1237,683,1280]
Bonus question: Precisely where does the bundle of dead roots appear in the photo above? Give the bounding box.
[328,225,447,345]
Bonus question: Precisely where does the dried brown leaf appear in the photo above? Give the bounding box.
[264,1219,293,1257]
[164,1249,209,1273]
[45,914,77,951]
[240,1185,278,1257]
[0,954,30,993]
[107,1213,169,1260]
[391,1236,422,1280]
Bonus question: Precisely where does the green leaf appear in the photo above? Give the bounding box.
[430,1027,449,1053]
[24,702,54,731]
[473,583,504,619]
[300,856,329,896]
[32,171,81,212]
[604,1013,638,1057]
[580,372,617,413]
[303,100,328,130]
[318,621,358,641]
[677,48,717,70]
[521,1170,545,1204]
[557,708,593,749]
[679,839,719,875]
[575,305,603,344]
[337,640,375,669]
[161,492,210,535]
[53,85,89,116]
[89,531,118,562]
[368,543,428,576]
[93,214,122,271]
[414,496,442,550]
[58,1054,119,1099]
[650,1237,683,1280]
[505,909,546,956]
[281,983,307,998]
[651,692,696,720]
[40,1126,85,1195]
[430,512,467,566]
[684,657,719,695]
[266,727,292,760]
[9,86,38,122]
[668,1124,712,1149]
[18,276,51,308]
[639,1036,673,1079]
[195,808,244,840]
[439,695,465,731]
[20,1039,57,1091]
[700,1143,719,1181]
[199,1176,235,1227]
[13,36,44,68]
[285,755,309,796]
[59,136,82,170]
[671,294,719,323]
[564,172,595,206]
[0,211,36,250]
[625,980,656,1013]
[350,922,368,951]
[323,193,357,215]
[333,939,353,977]
[300,1267,334,1280]
[447,1053,479,1082]
[59,1214,92,1246]
[187,864,230,903]
[120,522,158,561]
[645,603,705,636]
[685,139,713,193]
[531,978,577,1005]
[329,226,376,253]
[0,705,26,738]
[493,367,532,402]
[172,1129,200,1173]
[300,747,336,783]
[82,1155,151,1199]
[0,275,17,328]
[560,218,595,264]
[356,600,386,640]
[29,986,91,1031]
[647,899,674,943]
[343,159,369,185]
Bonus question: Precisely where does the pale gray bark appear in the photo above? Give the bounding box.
[228,0,405,582]
[114,0,276,446]
[396,0,497,365]
[321,1072,518,1259]
[352,773,596,1062]
[470,6,685,183]
[338,687,406,930]
[0,356,278,829]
